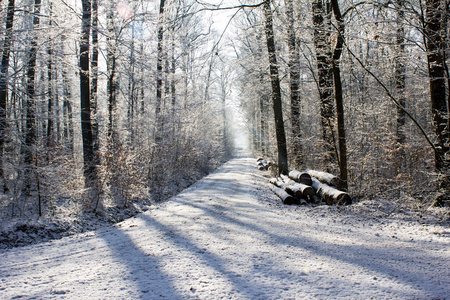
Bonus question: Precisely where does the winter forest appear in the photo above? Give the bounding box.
[0,0,449,234]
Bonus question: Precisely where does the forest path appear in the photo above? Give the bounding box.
[0,156,449,299]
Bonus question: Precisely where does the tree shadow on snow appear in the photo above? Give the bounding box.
[98,226,183,299]
[171,192,448,298]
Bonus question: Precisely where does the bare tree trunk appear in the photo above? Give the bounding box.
[46,1,54,151]
[312,0,337,171]
[140,43,145,115]
[394,0,406,170]
[128,26,136,142]
[0,0,15,192]
[80,0,98,190]
[24,0,41,194]
[155,0,166,144]
[330,0,348,191]
[106,0,117,140]
[424,0,450,205]
[61,46,73,152]
[285,0,303,169]
[263,0,289,175]
[259,93,269,156]
[91,0,99,156]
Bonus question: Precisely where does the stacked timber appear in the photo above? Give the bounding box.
[306,170,339,187]
[269,169,352,206]
[269,185,298,205]
[280,175,315,200]
[268,176,312,205]
[288,170,312,185]
[311,178,352,205]
[257,158,272,171]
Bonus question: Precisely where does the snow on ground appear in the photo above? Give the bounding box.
[0,156,449,299]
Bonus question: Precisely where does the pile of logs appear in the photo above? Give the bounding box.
[257,158,273,171]
[268,169,352,206]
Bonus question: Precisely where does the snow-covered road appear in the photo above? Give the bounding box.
[1,156,449,299]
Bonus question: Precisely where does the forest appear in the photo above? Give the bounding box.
[0,0,449,232]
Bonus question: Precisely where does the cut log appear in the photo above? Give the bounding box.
[288,170,312,185]
[280,175,313,200]
[269,185,297,205]
[257,159,272,171]
[257,159,268,170]
[269,177,283,187]
[311,179,352,205]
[280,174,293,183]
[270,177,296,196]
[306,170,339,187]
[284,183,314,200]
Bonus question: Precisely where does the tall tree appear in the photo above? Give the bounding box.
[424,0,450,205]
[61,33,74,152]
[312,0,337,171]
[394,0,406,170]
[263,0,288,175]
[46,1,54,150]
[106,0,117,139]
[24,0,41,193]
[330,0,348,191]
[0,0,16,191]
[155,0,166,143]
[285,0,302,169]
[91,0,99,156]
[80,0,98,191]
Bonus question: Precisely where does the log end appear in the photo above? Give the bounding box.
[337,193,352,205]
[298,173,312,186]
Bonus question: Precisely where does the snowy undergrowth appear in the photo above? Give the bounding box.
[0,169,209,250]
[1,162,449,250]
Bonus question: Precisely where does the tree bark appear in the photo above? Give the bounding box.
[263,0,289,175]
[424,0,450,205]
[46,1,54,151]
[91,0,99,156]
[107,0,117,140]
[80,0,97,186]
[155,0,166,144]
[395,0,406,147]
[61,40,73,152]
[312,0,337,171]
[285,0,303,169]
[0,0,15,191]
[24,0,41,194]
[330,0,348,191]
